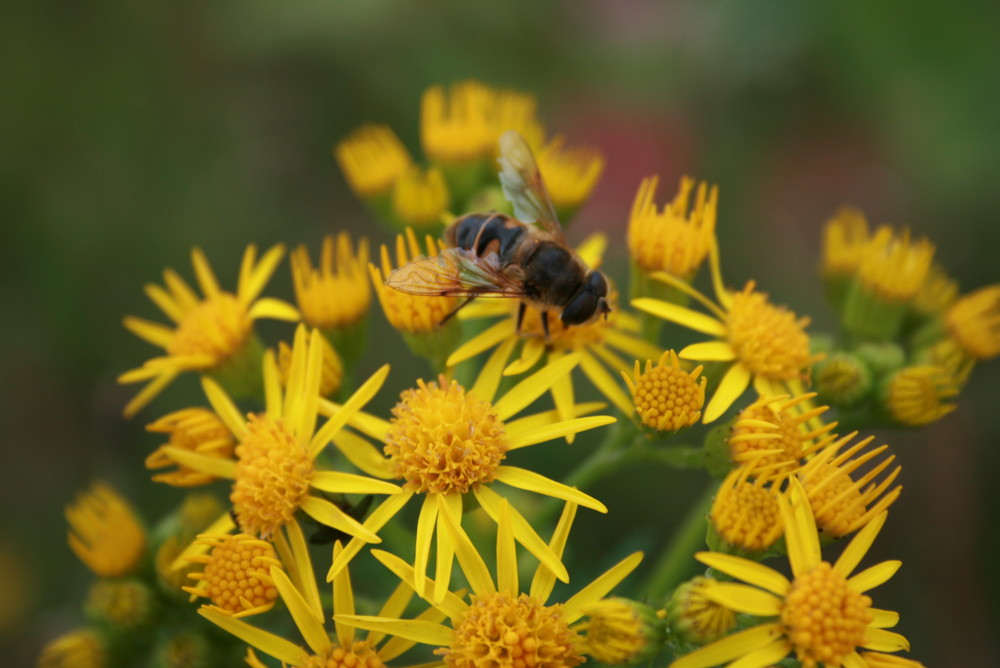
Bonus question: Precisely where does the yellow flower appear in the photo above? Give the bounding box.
[671,478,913,668]
[38,628,106,668]
[390,165,450,229]
[334,123,412,199]
[667,576,737,645]
[856,226,934,302]
[710,465,784,552]
[536,135,605,217]
[200,542,439,668]
[290,234,371,331]
[945,284,1000,360]
[884,364,960,426]
[164,326,400,579]
[821,206,870,279]
[448,235,661,420]
[369,228,456,334]
[335,500,643,668]
[119,244,299,417]
[576,597,661,665]
[797,433,901,538]
[420,80,501,164]
[628,175,718,278]
[183,533,282,618]
[912,263,958,317]
[84,579,157,631]
[727,393,836,477]
[66,483,146,577]
[623,350,706,431]
[276,336,343,398]
[634,245,820,422]
[325,354,615,600]
[145,408,236,487]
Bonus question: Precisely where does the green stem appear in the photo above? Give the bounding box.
[642,481,718,603]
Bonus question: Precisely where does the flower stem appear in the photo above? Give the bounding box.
[641,480,718,603]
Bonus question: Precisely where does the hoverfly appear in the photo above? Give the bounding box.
[386,130,611,339]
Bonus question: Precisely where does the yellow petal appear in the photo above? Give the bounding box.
[562,551,643,623]
[870,608,900,629]
[327,491,413,582]
[333,614,454,647]
[494,466,607,512]
[496,499,518,595]
[201,376,248,439]
[493,353,580,421]
[310,364,390,458]
[160,446,236,479]
[310,471,400,495]
[503,337,545,376]
[379,598,451,662]
[473,485,568,583]
[198,608,305,666]
[123,316,174,348]
[262,350,283,421]
[530,502,577,603]
[300,495,380,543]
[191,247,221,298]
[367,581,413,648]
[331,430,396,479]
[331,543,355,647]
[780,478,822,578]
[505,415,616,450]
[700,583,782,616]
[433,493,461,603]
[727,639,792,668]
[242,244,286,304]
[270,565,329,655]
[504,402,606,448]
[632,298,726,336]
[413,496,440,596]
[470,337,518,403]
[578,350,634,415]
[680,341,738,361]
[695,552,789,596]
[446,317,516,367]
[437,496,495,596]
[834,511,887,577]
[862,628,911,652]
[848,560,902,593]
[122,368,180,418]
[369,549,467,622]
[143,283,184,324]
[669,624,785,668]
[246,297,301,322]
[702,362,751,423]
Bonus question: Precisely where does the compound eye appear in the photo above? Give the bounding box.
[587,271,609,297]
[561,291,598,325]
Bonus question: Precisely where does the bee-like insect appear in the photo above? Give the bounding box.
[386,130,611,338]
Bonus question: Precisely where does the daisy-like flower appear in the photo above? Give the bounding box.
[84,578,157,632]
[391,165,451,230]
[162,326,401,581]
[576,597,662,666]
[325,353,615,600]
[535,136,604,221]
[666,576,737,645]
[634,242,820,423]
[448,235,662,420]
[884,364,961,427]
[709,465,784,553]
[37,628,106,668]
[67,483,147,578]
[290,233,371,332]
[912,263,958,318]
[944,284,1000,360]
[623,350,706,431]
[182,533,282,618]
[145,408,236,487]
[797,433,901,538]
[336,499,644,668]
[627,175,718,280]
[421,80,497,165]
[727,393,837,477]
[200,541,443,668]
[335,123,412,200]
[671,478,915,668]
[370,228,456,335]
[119,244,299,417]
[821,207,870,281]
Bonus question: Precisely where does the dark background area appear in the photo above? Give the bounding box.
[4,1,999,666]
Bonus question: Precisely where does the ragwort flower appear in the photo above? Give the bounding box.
[66,483,147,578]
[290,233,371,332]
[634,243,820,423]
[671,478,915,668]
[326,353,616,601]
[336,500,643,668]
[119,244,299,417]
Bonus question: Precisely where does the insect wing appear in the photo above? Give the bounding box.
[496,130,564,239]
[386,247,528,298]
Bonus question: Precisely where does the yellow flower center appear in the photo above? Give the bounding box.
[146,408,236,487]
[291,234,371,331]
[782,562,873,668]
[167,292,251,366]
[391,165,450,228]
[385,377,506,495]
[335,123,412,198]
[85,579,154,630]
[302,641,385,668]
[886,365,959,427]
[710,469,783,552]
[625,351,705,431]
[439,592,583,668]
[670,576,737,644]
[725,283,813,380]
[536,136,604,211]
[578,598,646,665]
[945,284,1000,360]
[627,175,718,277]
[231,414,314,537]
[190,533,280,616]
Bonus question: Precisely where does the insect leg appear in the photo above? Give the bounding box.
[541,310,551,341]
[438,295,476,326]
[515,302,526,334]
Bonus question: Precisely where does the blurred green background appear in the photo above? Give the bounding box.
[4,1,1000,665]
